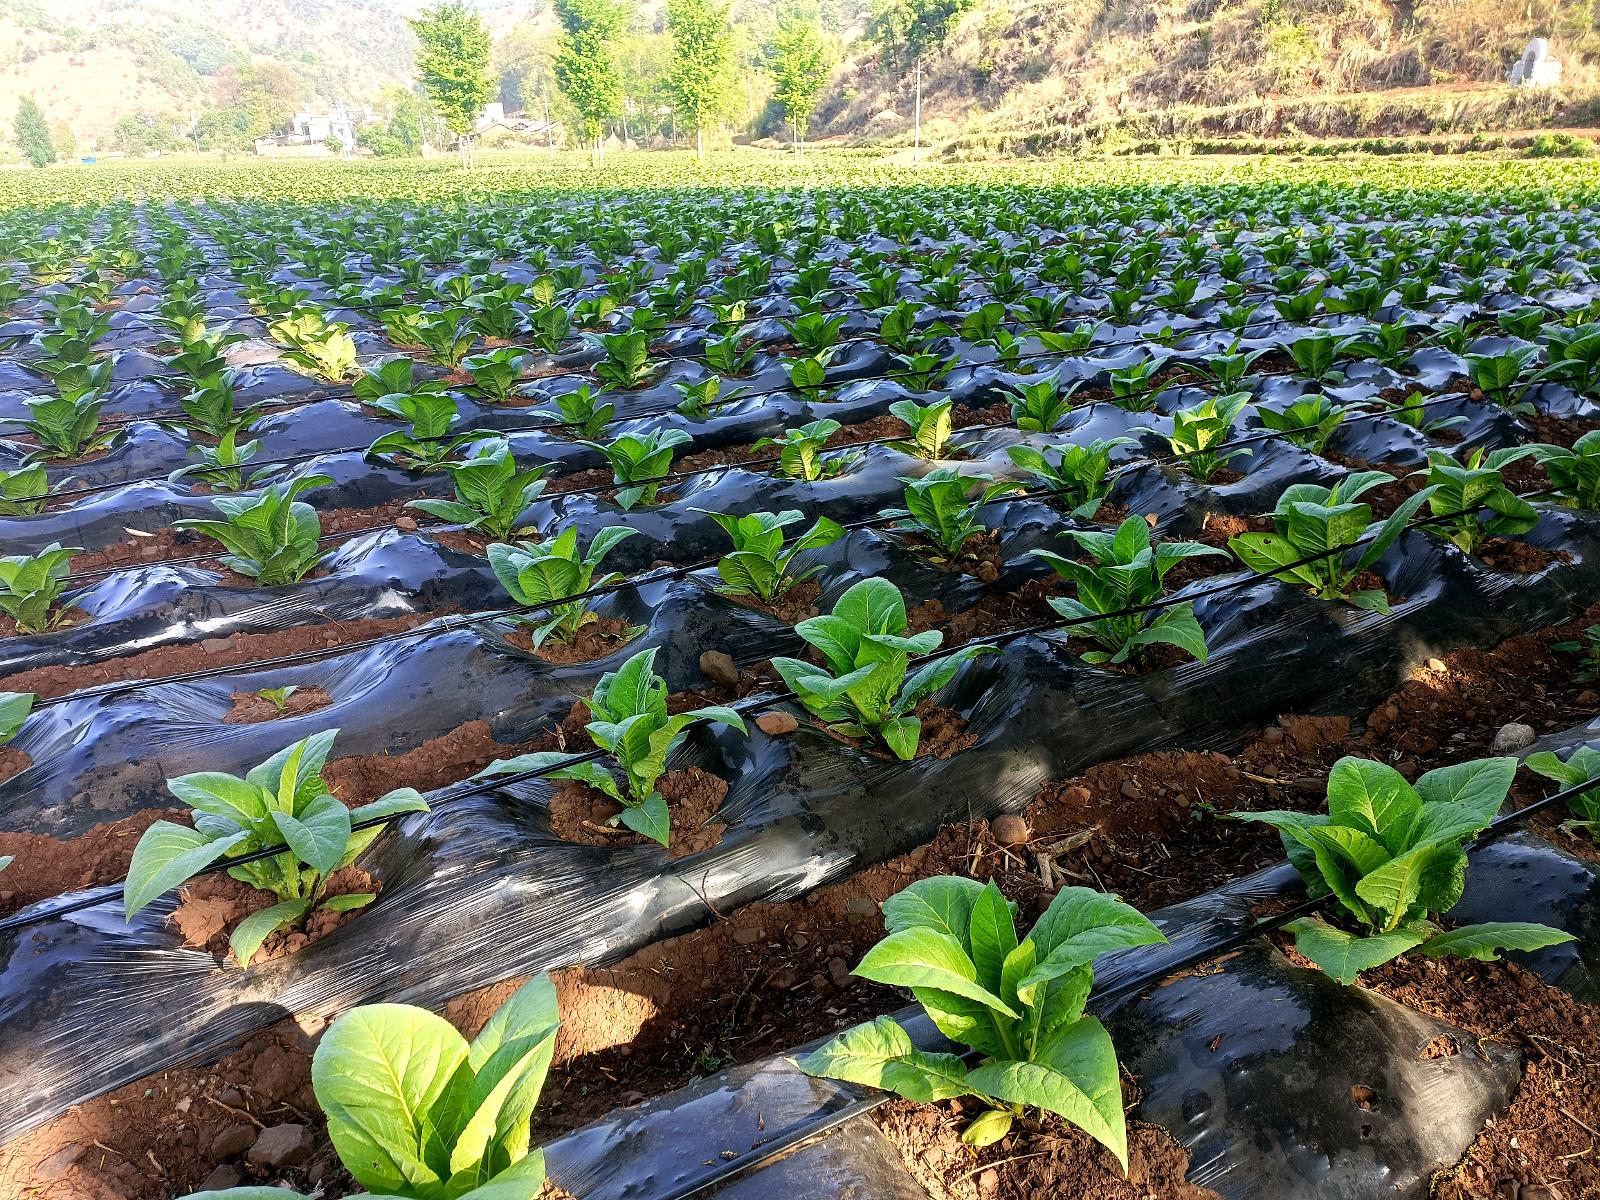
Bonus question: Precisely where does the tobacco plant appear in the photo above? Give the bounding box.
[269,309,358,382]
[577,428,692,509]
[1033,516,1224,666]
[1005,438,1132,520]
[460,347,528,403]
[536,384,614,440]
[1417,447,1546,556]
[1534,431,1600,510]
[168,430,264,492]
[1236,756,1572,983]
[771,577,997,760]
[124,730,429,966]
[1008,373,1080,433]
[890,397,958,460]
[1156,393,1250,482]
[476,647,745,845]
[592,330,657,389]
[1258,395,1351,454]
[799,877,1165,1160]
[174,474,333,586]
[367,391,484,471]
[755,419,844,481]
[884,468,1012,563]
[20,391,115,461]
[0,464,49,516]
[0,543,80,634]
[487,526,635,647]
[1,690,34,743]
[1525,746,1600,839]
[1229,473,1434,613]
[693,508,845,604]
[409,440,551,541]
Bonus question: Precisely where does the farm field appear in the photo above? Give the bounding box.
[0,150,1599,1200]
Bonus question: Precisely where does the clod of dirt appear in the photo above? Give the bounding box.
[699,650,740,687]
[991,815,1030,846]
[756,711,799,736]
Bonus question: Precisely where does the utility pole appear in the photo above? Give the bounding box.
[913,57,922,163]
[543,82,553,153]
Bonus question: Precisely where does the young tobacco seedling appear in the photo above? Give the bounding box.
[755,419,845,481]
[0,464,49,516]
[367,392,485,472]
[0,543,80,634]
[488,526,635,647]
[577,428,693,509]
[783,352,833,402]
[168,429,264,493]
[1467,347,1539,413]
[798,876,1166,1161]
[1534,430,1600,510]
[1258,395,1351,454]
[771,577,997,760]
[1008,373,1080,433]
[894,350,960,392]
[476,647,745,845]
[1005,438,1133,520]
[174,474,333,586]
[20,391,115,462]
[269,309,358,382]
[1235,756,1573,984]
[536,384,615,440]
[1229,472,1435,613]
[460,347,528,403]
[1417,447,1548,557]
[124,730,429,966]
[884,468,1014,563]
[890,397,959,460]
[1554,622,1600,682]
[693,508,845,604]
[257,686,299,715]
[1525,745,1600,840]
[592,330,658,389]
[673,376,739,420]
[1367,389,1465,437]
[409,439,551,541]
[1152,393,1251,482]
[1033,516,1224,666]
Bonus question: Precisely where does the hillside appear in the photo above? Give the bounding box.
[0,0,424,150]
[810,0,1600,146]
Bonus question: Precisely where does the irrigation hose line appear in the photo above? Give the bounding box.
[0,272,1442,444]
[0,481,1566,936]
[36,376,1495,678]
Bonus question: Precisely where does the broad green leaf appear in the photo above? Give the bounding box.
[796,1015,971,1101]
[124,823,249,918]
[967,1016,1128,1169]
[229,897,311,968]
[1326,756,1419,849]
[619,792,671,846]
[1287,916,1426,985]
[968,881,1020,993]
[883,876,986,942]
[1419,921,1575,962]
[854,927,1018,1017]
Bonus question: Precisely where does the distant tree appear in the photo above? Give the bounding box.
[767,15,833,154]
[114,111,186,156]
[554,0,627,166]
[665,0,734,161]
[49,119,75,161]
[865,0,975,64]
[495,21,556,118]
[410,1,496,167]
[14,97,54,167]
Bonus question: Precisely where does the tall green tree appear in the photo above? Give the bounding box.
[767,15,833,155]
[554,0,627,166]
[665,0,734,161]
[866,0,975,63]
[13,97,55,168]
[410,0,496,168]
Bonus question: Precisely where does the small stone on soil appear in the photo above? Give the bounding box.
[199,1165,243,1191]
[991,814,1030,846]
[35,1145,83,1179]
[210,1124,256,1159]
[755,711,798,735]
[248,1123,313,1170]
[1490,722,1536,754]
[698,650,739,686]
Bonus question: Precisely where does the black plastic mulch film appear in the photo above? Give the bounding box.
[0,200,1597,1200]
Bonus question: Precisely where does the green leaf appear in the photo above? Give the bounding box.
[1412,757,1516,829]
[618,792,671,846]
[1019,887,1167,1003]
[229,897,312,968]
[967,1016,1128,1170]
[1287,916,1426,985]
[883,876,986,942]
[796,1015,971,1101]
[1419,922,1575,962]
[1325,756,1420,849]
[313,1004,471,1197]
[274,791,352,876]
[124,823,250,918]
[968,881,1020,994]
[854,927,1019,1017]
[321,892,376,912]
